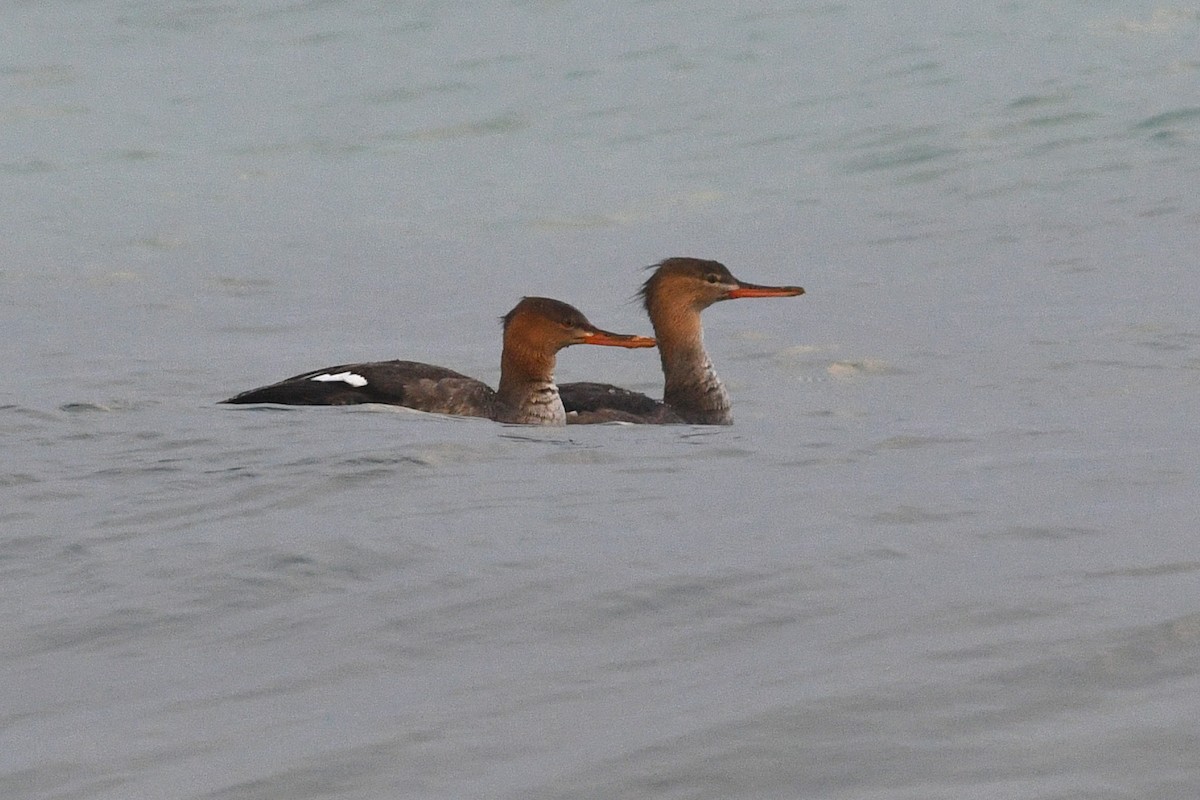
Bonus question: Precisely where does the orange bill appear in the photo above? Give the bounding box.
[581,328,658,348]
[726,282,805,299]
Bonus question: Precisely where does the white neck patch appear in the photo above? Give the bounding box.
[310,371,368,388]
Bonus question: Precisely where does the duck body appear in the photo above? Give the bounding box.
[221,360,500,417]
[557,382,683,424]
[223,297,656,426]
[560,257,804,425]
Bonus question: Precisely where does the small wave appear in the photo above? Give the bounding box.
[826,359,899,379]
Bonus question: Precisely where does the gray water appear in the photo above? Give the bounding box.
[4,2,1200,798]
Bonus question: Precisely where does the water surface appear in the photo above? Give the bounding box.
[3,2,1200,798]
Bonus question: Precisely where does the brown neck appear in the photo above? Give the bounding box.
[647,297,732,425]
[497,339,565,425]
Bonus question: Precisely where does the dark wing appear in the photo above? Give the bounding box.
[222,360,498,418]
[558,381,683,424]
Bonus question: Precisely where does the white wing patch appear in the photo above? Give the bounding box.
[310,371,368,387]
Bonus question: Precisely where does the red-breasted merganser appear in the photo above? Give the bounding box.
[222,297,656,425]
[559,258,804,424]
